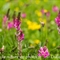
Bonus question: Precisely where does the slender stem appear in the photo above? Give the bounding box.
[18,41,22,58]
[45,16,50,46]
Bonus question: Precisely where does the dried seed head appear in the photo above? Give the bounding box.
[13,11,16,20]
[6,8,10,17]
[17,12,21,20]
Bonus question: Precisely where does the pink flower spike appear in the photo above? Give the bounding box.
[38,46,50,58]
[21,13,26,18]
[2,16,8,27]
[52,5,59,12]
[7,22,13,29]
[46,12,50,17]
[13,18,21,30]
[3,16,8,23]
[38,53,41,56]
[55,11,60,27]
[17,31,24,41]
[41,9,45,14]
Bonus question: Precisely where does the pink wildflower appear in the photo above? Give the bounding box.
[41,9,50,17]
[21,13,26,18]
[7,22,13,29]
[16,30,24,41]
[52,5,59,12]
[13,12,21,30]
[2,9,10,28]
[55,10,60,34]
[38,46,50,58]
[13,18,21,30]
[41,9,45,14]
[3,16,8,23]
[46,11,50,17]
[2,16,8,27]
[55,11,60,27]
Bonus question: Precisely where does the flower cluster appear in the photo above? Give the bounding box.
[41,9,50,17]
[16,30,24,41]
[21,13,26,18]
[38,46,50,58]
[55,11,60,34]
[2,9,24,41]
[52,5,59,12]
[26,20,41,30]
[2,9,10,28]
[55,11,60,26]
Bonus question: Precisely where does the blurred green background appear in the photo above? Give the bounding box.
[0,0,60,60]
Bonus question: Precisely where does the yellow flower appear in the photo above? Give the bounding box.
[34,39,40,44]
[35,0,40,5]
[39,18,46,24]
[30,44,35,48]
[26,20,32,25]
[44,0,48,2]
[5,0,10,2]
[30,44,33,47]
[29,22,41,30]
[19,2,24,6]
[35,10,42,17]
[26,20,41,30]
[52,42,56,47]
[44,9,48,13]
[14,7,19,12]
